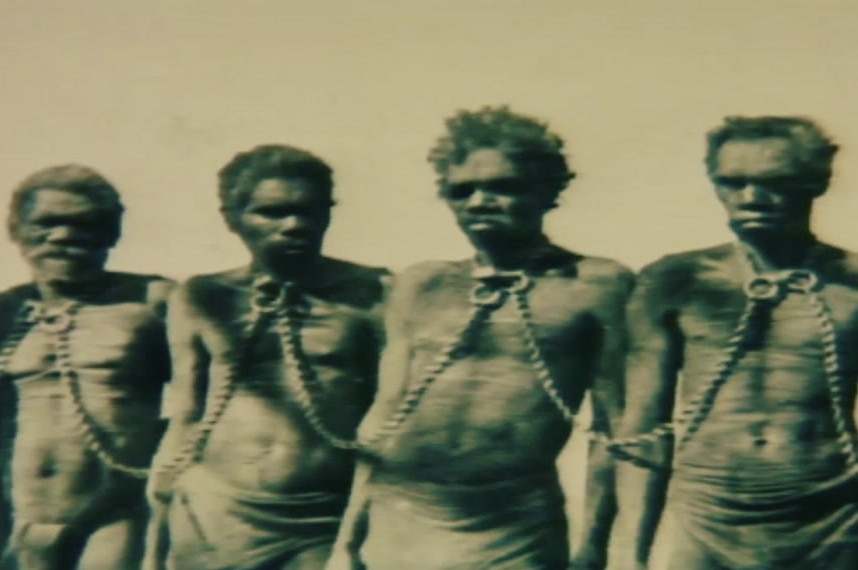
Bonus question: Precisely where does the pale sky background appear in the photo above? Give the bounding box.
[2,1,858,567]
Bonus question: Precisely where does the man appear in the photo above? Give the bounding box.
[326,106,632,570]
[0,164,173,569]
[613,116,858,569]
[144,144,389,570]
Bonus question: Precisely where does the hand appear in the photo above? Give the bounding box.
[570,547,607,570]
[146,469,175,507]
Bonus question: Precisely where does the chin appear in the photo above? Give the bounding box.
[730,222,786,240]
[33,259,101,284]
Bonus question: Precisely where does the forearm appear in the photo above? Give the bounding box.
[324,457,375,570]
[613,461,669,569]
[572,442,616,570]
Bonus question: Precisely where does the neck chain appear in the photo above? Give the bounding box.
[155,277,357,483]
[357,266,582,453]
[0,300,151,478]
[608,243,858,470]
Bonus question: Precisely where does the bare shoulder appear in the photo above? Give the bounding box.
[171,267,248,314]
[640,244,730,288]
[818,242,858,288]
[316,257,391,308]
[392,259,466,297]
[0,283,34,326]
[103,272,176,309]
[575,254,635,293]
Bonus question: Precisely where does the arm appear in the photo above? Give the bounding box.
[143,281,210,570]
[611,265,683,570]
[325,268,421,570]
[571,269,634,570]
[0,291,27,555]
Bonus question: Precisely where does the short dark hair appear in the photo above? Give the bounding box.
[705,116,839,187]
[217,144,335,223]
[428,106,575,208]
[8,164,124,244]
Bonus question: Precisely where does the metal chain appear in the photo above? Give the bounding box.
[275,288,363,451]
[154,284,270,481]
[608,266,858,469]
[51,304,151,478]
[358,302,491,450]
[673,298,759,450]
[806,291,858,467]
[510,285,582,426]
[355,270,595,452]
[0,300,154,478]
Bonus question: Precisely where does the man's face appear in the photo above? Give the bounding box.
[711,137,823,239]
[14,189,113,284]
[233,177,331,269]
[442,148,547,247]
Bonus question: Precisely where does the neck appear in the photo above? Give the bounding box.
[33,274,103,305]
[738,230,817,271]
[252,255,321,284]
[473,234,550,271]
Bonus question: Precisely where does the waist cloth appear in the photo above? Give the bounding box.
[668,464,858,569]
[168,465,347,570]
[356,469,569,570]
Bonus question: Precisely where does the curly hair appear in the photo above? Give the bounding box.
[427,106,575,207]
[705,116,839,187]
[218,144,335,223]
[8,164,124,245]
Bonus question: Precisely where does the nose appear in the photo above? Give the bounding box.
[279,215,309,234]
[465,188,497,210]
[739,183,777,205]
[45,226,76,243]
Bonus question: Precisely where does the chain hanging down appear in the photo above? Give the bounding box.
[154,279,276,483]
[608,266,858,470]
[275,282,366,450]
[356,269,591,453]
[0,300,153,479]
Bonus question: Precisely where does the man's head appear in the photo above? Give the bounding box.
[706,116,838,241]
[218,144,335,273]
[428,106,575,249]
[8,164,124,285]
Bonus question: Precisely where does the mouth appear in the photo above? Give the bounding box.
[732,210,783,224]
[37,246,96,260]
[463,216,506,229]
[267,238,315,254]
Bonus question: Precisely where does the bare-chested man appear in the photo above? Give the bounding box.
[0,165,173,569]
[613,116,858,570]
[326,107,632,570]
[144,145,388,570]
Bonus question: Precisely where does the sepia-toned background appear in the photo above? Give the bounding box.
[2,1,858,567]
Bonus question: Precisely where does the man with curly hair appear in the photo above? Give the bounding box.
[143,145,389,570]
[613,116,858,569]
[326,107,632,570]
[0,165,173,569]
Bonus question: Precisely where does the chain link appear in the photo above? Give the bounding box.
[276,285,364,450]
[608,264,858,469]
[357,270,588,452]
[154,282,272,482]
[358,303,492,450]
[0,300,153,479]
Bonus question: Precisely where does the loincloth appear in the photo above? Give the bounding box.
[669,465,858,569]
[1,493,145,570]
[356,469,569,570]
[168,465,347,570]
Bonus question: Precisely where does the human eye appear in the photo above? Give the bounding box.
[443,183,476,200]
[714,177,746,191]
[486,179,525,196]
